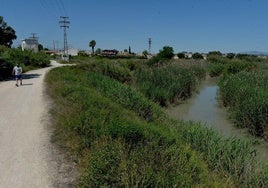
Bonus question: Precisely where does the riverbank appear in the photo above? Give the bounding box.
[45,60,268,187]
[167,76,268,161]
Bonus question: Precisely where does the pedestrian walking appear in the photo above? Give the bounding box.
[12,64,23,87]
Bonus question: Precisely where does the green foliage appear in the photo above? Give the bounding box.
[192,52,204,59]
[208,64,225,77]
[146,55,167,66]
[142,50,149,57]
[79,138,211,188]
[207,51,222,57]
[0,46,50,80]
[95,48,102,55]
[177,52,186,59]
[86,71,162,122]
[226,53,235,59]
[157,46,174,59]
[236,53,257,60]
[180,122,268,186]
[0,16,17,47]
[89,40,96,55]
[219,71,268,137]
[207,55,230,64]
[77,60,133,83]
[135,64,206,106]
[225,60,256,74]
[45,60,268,187]
[46,66,222,187]
[207,55,257,77]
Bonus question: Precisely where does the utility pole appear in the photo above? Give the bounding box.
[59,16,70,60]
[29,33,39,52]
[53,40,55,51]
[148,38,152,54]
[30,33,38,40]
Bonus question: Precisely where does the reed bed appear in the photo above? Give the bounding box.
[219,71,268,137]
[45,60,268,187]
[134,63,206,106]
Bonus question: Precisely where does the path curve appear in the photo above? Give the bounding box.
[0,60,70,188]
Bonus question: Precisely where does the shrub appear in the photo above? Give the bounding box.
[0,47,50,80]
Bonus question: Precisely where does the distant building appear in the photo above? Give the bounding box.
[21,38,39,52]
[101,49,118,57]
[67,48,78,56]
[184,52,193,59]
[58,48,79,57]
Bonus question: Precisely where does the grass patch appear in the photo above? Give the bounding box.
[45,60,268,187]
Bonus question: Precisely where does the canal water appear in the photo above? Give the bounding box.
[166,76,268,160]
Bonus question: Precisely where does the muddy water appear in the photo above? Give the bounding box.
[166,77,268,160]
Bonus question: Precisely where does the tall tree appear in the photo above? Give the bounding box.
[89,40,96,55]
[158,46,174,59]
[0,16,17,47]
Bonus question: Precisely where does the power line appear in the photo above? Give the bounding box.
[58,0,68,16]
[39,0,58,19]
[52,0,64,18]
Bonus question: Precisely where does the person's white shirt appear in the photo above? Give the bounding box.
[13,66,22,75]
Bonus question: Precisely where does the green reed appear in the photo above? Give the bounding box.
[45,61,268,187]
[219,71,268,137]
[134,64,206,106]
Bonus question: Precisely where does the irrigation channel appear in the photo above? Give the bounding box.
[166,76,268,161]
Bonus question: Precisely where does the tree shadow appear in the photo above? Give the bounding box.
[22,73,41,80]
[20,83,33,86]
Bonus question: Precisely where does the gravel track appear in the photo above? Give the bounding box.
[0,61,77,188]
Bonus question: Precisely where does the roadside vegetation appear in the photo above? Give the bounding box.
[45,51,268,187]
[0,45,50,80]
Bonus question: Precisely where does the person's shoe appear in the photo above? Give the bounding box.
[16,84,18,87]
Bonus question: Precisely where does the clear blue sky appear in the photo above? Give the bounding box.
[1,0,268,54]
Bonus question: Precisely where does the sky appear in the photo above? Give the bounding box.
[1,0,268,54]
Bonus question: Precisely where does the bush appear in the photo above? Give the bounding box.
[0,46,50,80]
[157,46,174,59]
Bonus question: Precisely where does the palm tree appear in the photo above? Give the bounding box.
[89,40,96,55]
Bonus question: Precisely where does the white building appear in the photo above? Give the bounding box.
[67,48,78,56]
[21,38,39,52]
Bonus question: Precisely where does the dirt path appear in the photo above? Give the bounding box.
[0,61,75,188]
